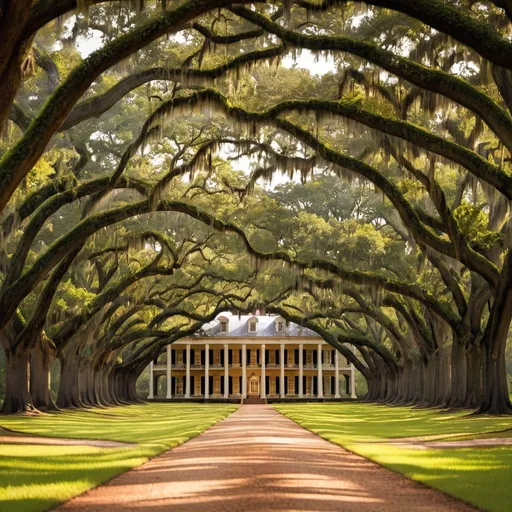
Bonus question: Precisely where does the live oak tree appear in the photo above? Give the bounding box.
[2,0,512,414]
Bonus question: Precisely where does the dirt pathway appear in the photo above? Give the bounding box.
[58,404,476,511]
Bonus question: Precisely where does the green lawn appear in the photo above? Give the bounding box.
[274,403,512,512]
[0,403,237,512]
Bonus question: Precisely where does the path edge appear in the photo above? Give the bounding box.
[272,405,484,512]
[49,405,239,511]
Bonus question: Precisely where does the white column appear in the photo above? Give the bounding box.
[280,344,285,398]
[242,344,247,398]
[148,361,154,399]
[166,345,172,399]
[298,343,304,398]
[185,344,191,398]
[224,344,229,398]
[335,349,340,398]
[350,360,357,399]
[317,343,323,398]
[205,344,210,399]
[261,344,266,399]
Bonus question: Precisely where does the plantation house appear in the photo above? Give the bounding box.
[148,313,357,401]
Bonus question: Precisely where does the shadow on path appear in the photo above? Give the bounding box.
[58,405,476,511]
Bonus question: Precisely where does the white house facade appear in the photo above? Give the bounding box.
[148,313,357,402]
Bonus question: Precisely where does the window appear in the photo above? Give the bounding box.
[275,317,286,333]
[219,316,229,333]
[248,317,258,332]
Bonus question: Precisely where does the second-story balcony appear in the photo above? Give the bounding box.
[168,361,344,370]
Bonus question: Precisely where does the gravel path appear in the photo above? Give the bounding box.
[58,404,477,511]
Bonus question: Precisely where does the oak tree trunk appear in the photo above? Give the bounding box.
[1,347,35,413]
[30,335,58,411]
[57,348,83,409]
[0,1,32,130]
[433,348,451,406]
[445,339,467,408]
[478,252,512,414]
[464,344,482,409]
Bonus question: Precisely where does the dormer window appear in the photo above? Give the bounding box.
[275,317,286,333]
[219,316,229,333]
[248,317,258,333]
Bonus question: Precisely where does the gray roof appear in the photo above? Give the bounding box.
[198,312,321,338]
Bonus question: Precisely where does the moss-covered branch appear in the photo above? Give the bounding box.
[51,262,180,350]
[148,200,463,330]
[382,140,489,307]
[2,176,150,290]
[120,88,494,287]
[422,248,467,318]
[291,0,512,69]
[123,86,501,287]
[15,247,83,352]
[147,87,512,202]
[230,6,512,152]
[276,119,500,288]
[61,46,285,130]
[0,0,249,216]
[1,177,72,240]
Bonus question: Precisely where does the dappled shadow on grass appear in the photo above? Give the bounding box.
[0,404,236,512]
[275,403,512,512]
[58,406,473,512]
[355,444,512,512]
[274,402,512,443]
[0,403,237,443]
[0,444,151,512]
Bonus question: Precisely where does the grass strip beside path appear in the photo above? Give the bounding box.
[0,403,237,512]
[274,402,512,512]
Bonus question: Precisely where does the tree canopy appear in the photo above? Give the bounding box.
[1,0,512,414]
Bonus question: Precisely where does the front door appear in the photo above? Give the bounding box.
[248,373,260,396]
